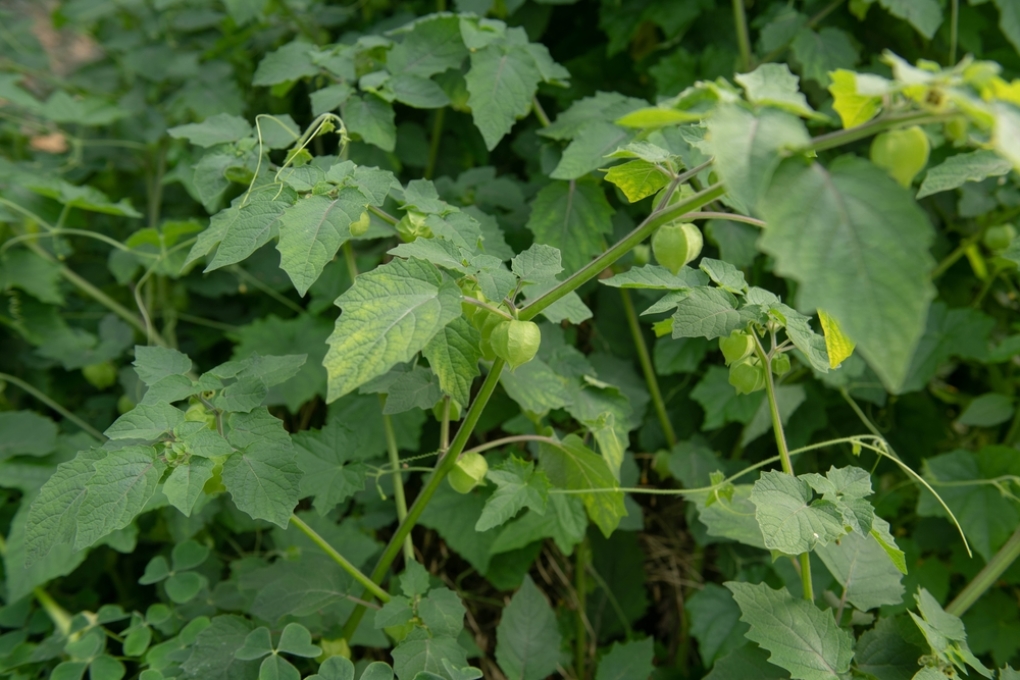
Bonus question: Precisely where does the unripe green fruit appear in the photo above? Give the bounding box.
[184,403,216,430]
[652,222,703,274]
[632,244,651,266]
[477,311,508,361]
[349,211,370,237]
[117,394,135,414]
[771,352,792,376]
[869,126,930,187]
[944,117,968,144]
[490,320,542,369]
[448,451,488,494]
[82,362,117,389]
[728,357,766,395]
[720,330,755,365]
[983,223,1016,252]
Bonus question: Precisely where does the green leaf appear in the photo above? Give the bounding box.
[379,366,443,414]
[247,555,361,622]
[740,384,805,447]
[671,287,760,340]
[24,448,104,565]
[700,258,748,294]
[253,40,318,86]
[418,587,467,638]
[726,582,855,680]
[293,421,370,516]
[476,456,551,532]
[0,249,64,304]
[685,584,749,666]
[552,121,635,180]
[277,191,368,296]
[344,95,396,151]
[163,457,216,516]
[604,159,671,202]
[105,403,184,441]
[75,446,167,550]
[259,655,300,680]
[916,447,1020,560]
[691,366,764,430]
[654,336,709,375]
[388,15,468,77]
[995,0,1020,53]
[706,105,810,215]
[789,28,858,87]
[539,435,626,537]
[181,615,259,678]
[759,156,935,391]
[815,531,904,611]
[235,627,274,660]
[878,0,942,38]
[165,571,207,603]
[422,317,482,408]
[601,264,707,290]
[520,279,593,324]
[168,113,252,148]
[360,662,395,680]
[207,198,293,272]
[910,588,992,678]
[511,243,563,282]
[900,302,993,393]
[308,657,356,680]
[734,64,818,118]
[770,304,831,374]
[916,150,1012,199]
[276,623,321,658]
[465,29,542,150]
[393,637,467,680]
[703,644,789,680]
[491,493,587,556]
[957,393,1015,427]
[749,470,845,555]
[495,575,562,680]
[854,615,927,680]
[526,178,614,274]
[595,638,654,680]
[499,358,572,414]
[222,409,301,527]
[0,411,57,459]
[324,258,462,401]
[133,346,193,385]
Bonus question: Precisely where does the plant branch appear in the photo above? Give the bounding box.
[532,95,552,128]
[289,514,391,604]
[946,525,1020,616]
[424,108,446,180]
[368,204,400,226]
[732,0,753,72]
[519,183,726,321]
[463,434,564,456]
[0,373,107,441]
[802,112,947,154]
[685,211,766,228]
[381,395,414,562]
[463,297,513,320]
[620,288,676,447]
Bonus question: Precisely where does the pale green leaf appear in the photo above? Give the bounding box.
[277,623,321,658]
[750,471,846,555]
[75,446,166,549]
[476,456,551,532]
[759,156,935,391]
[277,191,368,296]
[490,493,587,556]
[699,258,747,293]
[388,15,468,78]
[511,243,562,282]
[525,178,614,274]
[133,346,193,385]
[105,402,184,441]
[916,151,1012,199]
[499,358,572,413]
[726,582,855,680]
[538,435,626,537]
[604,159,671,203]
[343,95,396,151]
[324,258,462,401]
[23,448,104,565]
[816,531,904,610]
[671,287,760,340]
[222,409,300,527]
[253,41,318,85]
[495,576,562,680]
[163,457,216,516]
[465,29,542,150]
[551,121,635,180]
[207,198,292,272]
[601,264,707,290]
[393,638,467,680]
[734,64,817,118]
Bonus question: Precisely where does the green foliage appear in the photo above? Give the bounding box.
[2,1,1020,679]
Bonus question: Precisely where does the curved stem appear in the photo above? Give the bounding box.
[0,372,106,441]
[685,211,766,228]
[519,183,726,321]
[290,514,391,604]
[463,434,563,456]
[620,288,676,448]
[381,396,414,562]
[341,359,507,640]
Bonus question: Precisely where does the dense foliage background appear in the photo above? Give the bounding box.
[2,0,1020,679]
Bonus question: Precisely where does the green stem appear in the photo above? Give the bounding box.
[520,183,726,321]
[289,514,391,604]
[685,211,766,228]
[575,538,589,680]
[946,525,1020,617]
[33,587,72,637]
[802,112,947,153]
[341,359,507,639]
[381,396,415,562]
[932,235,980,280]
[949,0,959,66]
[532,95,552,128]
[424,108,445,180]
[620,288,677,447]
[231,266,305,316]
[753,335,813,601]
[0,372,106,441]
[732,0,753,72]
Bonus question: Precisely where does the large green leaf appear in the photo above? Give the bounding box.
[422,316,481,408]
[538,435,626,537]
[526,178,614,275]
[758,156,935,390]
[726,582,855,680]
[476,456,550,532]
[222,409,301,527]
[293,421,370,516]
[23,448,104,565]
[815,531,904,611]
[75,446,166,549]
[495,576,562,680]
[916,150,1012,199]
[465,29,542,150]
[750,471,846,555]
[877,0,942,38]
[323,258,462,401]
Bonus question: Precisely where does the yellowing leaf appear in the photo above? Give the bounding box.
[615,107,701,128]
[828,70,880,129]
[818,309,855,368]
[603,159,670,202]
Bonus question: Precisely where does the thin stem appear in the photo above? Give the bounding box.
[289,515,391,603]
[368,204,399,226]
[381,395,414,562]
[0,373,106,441]
[949,0,959,66]
[463,296,514,320]
[519,183,726,321]
[620,289,676,447]
[231,266,306,315]
[439,397,451,454]
[463,434,563,456]
[532,95,552,128]
[343,241,360,282]
[33,588,72,637]
[946,525,1020,616]
[932,236,979,280]
[575,538,588,680]
[685,211,766,228]
[342,359,507,640]
[424,108,446,180]
[802,112,947,153]
[732,0,753,72]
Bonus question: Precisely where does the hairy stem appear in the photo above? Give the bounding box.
[381,396,414,562]
[732,0,752,72]
[946,525,1020,616]
[0,372,106,441]
[342,359,507,639]
[620,288,677,447]
[289,514,391,603]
